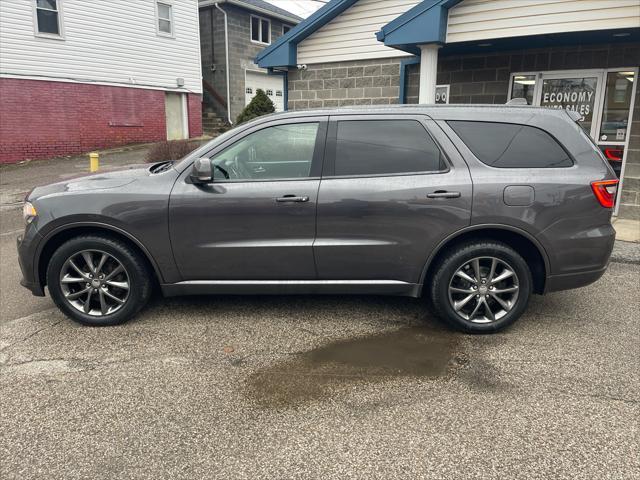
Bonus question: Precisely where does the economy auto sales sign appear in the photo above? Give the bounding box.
[540,77,598,123]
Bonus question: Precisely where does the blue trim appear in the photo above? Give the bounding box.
[255,0,358,68]
[377,0,463,54]
[398,57,420,104]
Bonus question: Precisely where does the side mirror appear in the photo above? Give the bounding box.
[190,157,213,183]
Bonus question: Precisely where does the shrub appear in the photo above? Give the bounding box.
[236,89,275,124]
[146,140,199,163]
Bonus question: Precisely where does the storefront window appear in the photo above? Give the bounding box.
[540,76,599,134]
[510,75,536,105]
[599,71,635,142]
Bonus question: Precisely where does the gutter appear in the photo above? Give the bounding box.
[214,2,233,124]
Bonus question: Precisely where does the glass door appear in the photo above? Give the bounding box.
[595,70,637,179]
[534,71,605,138]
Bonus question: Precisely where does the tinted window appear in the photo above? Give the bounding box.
[448,121,572,168]
[210,123,319,181]
[334,120,445,176]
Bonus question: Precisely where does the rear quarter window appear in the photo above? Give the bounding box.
[448,120,573,168]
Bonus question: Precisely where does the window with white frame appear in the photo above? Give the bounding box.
[156,2,173,36]
[251,15,270,44]
[34,0,63,37]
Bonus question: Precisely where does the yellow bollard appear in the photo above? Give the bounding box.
[89,152,99,172]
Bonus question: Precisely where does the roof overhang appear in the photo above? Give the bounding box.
[376,0,463,55]
[199,0,302,25]
[255,0,358,68]
[438,27,640,56]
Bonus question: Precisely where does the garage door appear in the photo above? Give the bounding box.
[245,71,285,112]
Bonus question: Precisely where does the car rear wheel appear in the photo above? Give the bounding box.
[429,241,532,333]
[47,235,152,326]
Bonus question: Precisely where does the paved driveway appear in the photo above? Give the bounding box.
[1,155,639,479]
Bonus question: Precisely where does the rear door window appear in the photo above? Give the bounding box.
[448,121,572,168]
[333,120,446,176]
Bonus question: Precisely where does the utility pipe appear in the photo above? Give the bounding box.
[214,2,232,124]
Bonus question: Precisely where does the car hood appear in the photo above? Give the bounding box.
[27,164,156,201]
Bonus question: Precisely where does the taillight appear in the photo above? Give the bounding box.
[591,179,619,208]
[604,148,623,162]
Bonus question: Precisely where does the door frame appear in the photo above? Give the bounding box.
[165,91,189,140]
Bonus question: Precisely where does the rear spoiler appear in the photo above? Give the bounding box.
[565,109,582,122]
[505,98,584,123]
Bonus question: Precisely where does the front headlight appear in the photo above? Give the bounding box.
[23,202,37,224]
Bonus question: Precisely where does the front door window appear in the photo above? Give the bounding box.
[210,123,320,181]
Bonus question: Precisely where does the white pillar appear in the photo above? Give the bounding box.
[419,44,440,104]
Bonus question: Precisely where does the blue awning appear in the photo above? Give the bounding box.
[375,0,463,55]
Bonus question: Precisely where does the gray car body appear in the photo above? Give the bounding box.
[17,105,616,299]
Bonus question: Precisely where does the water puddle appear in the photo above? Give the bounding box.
[247,326,463,407]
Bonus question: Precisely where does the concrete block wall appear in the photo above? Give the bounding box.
[619,84,640,220]
[287,58,403,110]
[406,42,639,105]
[199,4,291,122]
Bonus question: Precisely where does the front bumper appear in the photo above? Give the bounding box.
[17,229,45,297]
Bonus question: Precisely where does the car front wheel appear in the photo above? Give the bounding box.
[47,235,152,326]
[429,241,532,333]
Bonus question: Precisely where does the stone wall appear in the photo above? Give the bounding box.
[287,58,403,110]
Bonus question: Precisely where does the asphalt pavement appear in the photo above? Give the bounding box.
[1,151,639,479]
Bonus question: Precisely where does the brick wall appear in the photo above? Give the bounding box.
[0,78,200,164]
[187,94,203,138]
[199,4,292,121]
[287,58,402,110]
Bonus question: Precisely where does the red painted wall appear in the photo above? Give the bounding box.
[0,78,202,163]
[188,93,203,138]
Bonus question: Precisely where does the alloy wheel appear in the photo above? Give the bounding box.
[447,256,519,324]
[59,250,130,316]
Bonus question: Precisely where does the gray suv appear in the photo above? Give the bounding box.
[17,105,618,333]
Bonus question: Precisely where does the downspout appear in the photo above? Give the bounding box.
[214,2,233,124]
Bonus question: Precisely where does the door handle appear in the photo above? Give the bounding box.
[427,191,461,199]
[276,195,309,203]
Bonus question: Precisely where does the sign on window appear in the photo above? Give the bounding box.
[540,77,598,133]
[435,85,449,104]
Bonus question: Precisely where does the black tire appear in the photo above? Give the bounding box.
[429,241,532,334]
[47,235,152,326]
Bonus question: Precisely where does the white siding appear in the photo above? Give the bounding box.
[447,0,640,43]
[297,0,420,64]
[0,0,202,93]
